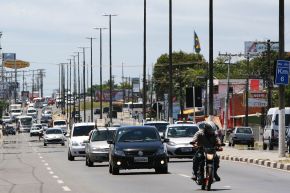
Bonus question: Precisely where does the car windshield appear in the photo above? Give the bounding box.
[73,125,95,136]
[117,128,159,142]
[31,127,39,130]
[167,126,199,138]
[33,124,42,129]
[144,123,168,132]
[20,118,32,125]
[28,110,36,113]
[3,116,10,119]
[54,121,66,125]
[236,127,252,134]
[46,129,62,134]
[91,130,115,142]
[11,109,21,113]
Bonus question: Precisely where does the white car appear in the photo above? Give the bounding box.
[43,128,65,146]
[164,124,199,159]
[67,122,95,161]
[2,116,12,124]
[30,126,42,137]
[84,127,117,166]
[143,121,169,137]
[27,108,38,119]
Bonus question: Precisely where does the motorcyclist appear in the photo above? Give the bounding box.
[191,121,221,182]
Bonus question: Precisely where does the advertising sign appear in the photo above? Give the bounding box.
[245,91,267,107]
[132,78,140,93]
[244,41,279,56]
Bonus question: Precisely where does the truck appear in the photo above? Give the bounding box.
[9,104,23,121]
[52,113,67,134]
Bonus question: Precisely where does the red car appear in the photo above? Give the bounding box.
[48,99,55,105]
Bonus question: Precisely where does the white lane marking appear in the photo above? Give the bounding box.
[44,163,49,166]
[49,171,54,174]
[57,179,64,184]
[46,167,51,170]
[52,175,59,179]
[178,174,191,178]
[39,156,43,159]
[224,186,231,188]
[62,186,71,192]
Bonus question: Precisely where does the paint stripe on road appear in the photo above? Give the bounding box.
[44,163,49,166]
[62,186,71,192]
[39,156,43,159]
[49,171,54,174]
[177,174,191,178]
[52,175,59,179]
[57,179,64,184]
[46,167,51,170]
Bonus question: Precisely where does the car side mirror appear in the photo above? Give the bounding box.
[83,140,89,143]
[65,133,70,137]
[107,140,114,144]
[163,138,170,143]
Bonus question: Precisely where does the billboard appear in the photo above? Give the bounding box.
[132,78,140,93]
[244,91,267,107]
[244,41,279,56]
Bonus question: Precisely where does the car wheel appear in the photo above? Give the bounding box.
[263,143,267,150]
[155,165,168,174]
[44,143,47,146]
[87,156,93,167]
[232,141,235,147]
[109,163,112,174]
[111,165,119,175]
[68,150,75,161]
[269,139,274,150]
[61,143,65,146]
[228,141,232,147]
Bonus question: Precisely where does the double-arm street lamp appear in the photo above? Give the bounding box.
[93,27,107,120]
[103,14,117,125]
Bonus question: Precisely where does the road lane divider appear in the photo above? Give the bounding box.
[62,186,71,192]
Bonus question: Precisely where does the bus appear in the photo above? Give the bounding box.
[122,102,143,117]
[16,115,33,133]
[33,97,45,108]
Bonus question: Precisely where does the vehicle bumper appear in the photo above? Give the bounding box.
[88,152,109,162]
[70,146,86,157]
[234,139,254,145]
[44,138,65,144]
[111,154,167,169]
[167,146,195,158]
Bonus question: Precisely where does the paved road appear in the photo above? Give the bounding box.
[1,133,290,193]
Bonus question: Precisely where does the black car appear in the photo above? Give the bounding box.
[94,108,101,114]
[108,126,168,175]
[3,125,16,135]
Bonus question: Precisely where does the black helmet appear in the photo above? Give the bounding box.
[198,121,215,135]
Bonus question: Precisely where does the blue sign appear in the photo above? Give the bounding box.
[275,60,290,85]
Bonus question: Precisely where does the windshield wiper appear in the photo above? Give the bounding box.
[123,139,144,142]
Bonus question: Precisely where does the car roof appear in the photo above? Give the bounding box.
[168,124,198,127]
[144,121,169,124]
[47,127,62,130]
[117,125,157,130]
[93,127,117,131]
[73,122,95,126]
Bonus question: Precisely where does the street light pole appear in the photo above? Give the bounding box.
[94,27,107,120]
[103,14,117,125]
[142,0,147,121]
[168,0,173,124]
[74,51,81,122]
[86,37,96,122]
[208,0,214,121]
[79,47,88,122]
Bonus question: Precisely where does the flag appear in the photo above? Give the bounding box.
[194,31,201,54]
[2,53,16,61]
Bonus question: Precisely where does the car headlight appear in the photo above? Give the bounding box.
[71,141,79,146]
[92,147,107,152]
[156,147,166,155]
[168,141,176,146]
[114,149,125,156]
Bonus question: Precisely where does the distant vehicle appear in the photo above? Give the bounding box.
[263,107,290,150]
[71,111,82,122]
[43,128,65,146]
[174,120,195,124]
[16,116,33,133]
[10,109,23,119]
[108,126,168,175]
[30,126,42,137]
[84,127,117,166]
[53,119,67,134]
[67,122,96,161]
[3,125,16,135]
[164,124,199,159]
[94,108,101,114]
[143,121,169,137]
[33,97,45,108]
[1,116,12,124]
[122,102,143,116]
[26,108,38,119]
[228,127,254,147]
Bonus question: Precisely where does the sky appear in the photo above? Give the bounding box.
[0,0,289,96]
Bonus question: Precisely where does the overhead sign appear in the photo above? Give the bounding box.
[274,60,290,85]
[2,53,16,61]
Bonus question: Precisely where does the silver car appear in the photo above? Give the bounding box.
[43,128,65,146]
[164,124,199,159]
[84,127,117,166]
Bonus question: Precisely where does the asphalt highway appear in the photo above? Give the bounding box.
[1,133,290,193]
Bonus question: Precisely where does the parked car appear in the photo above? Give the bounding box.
[228,126,255,147]
[164,124,199,159]
[84,127,117,166]
[3,125,16,135]
[1,116,12,124]
[43,128,65,146]
[143,121,169,137]
[30,126,42,137]
[67,122,96,161]
[108,126,168,175]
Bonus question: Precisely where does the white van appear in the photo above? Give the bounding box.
[263,107,290,150]
[67,122,95,161]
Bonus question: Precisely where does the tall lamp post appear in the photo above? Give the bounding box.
[74,51,81,122]
[94,27,107,119]
[168,0,173,123]
[142,0,147,121]
[78,47,88,122]
[208,0,214,121]
[86,37,96,122]
[103,14,117,125]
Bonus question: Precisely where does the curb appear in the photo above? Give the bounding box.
[220,155,290,172]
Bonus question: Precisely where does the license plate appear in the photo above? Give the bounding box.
[134,157,148,162]
[181,147,192,152]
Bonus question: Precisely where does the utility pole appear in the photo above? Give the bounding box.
[219,53,242,131]
[79,47,88,122]
[70,55,77,122]
[208,0,214,121]
[168,0,173,124]
[143,0,147,121]
[278,0,285,157]
[74,51,81,122]
[245,53,250,126]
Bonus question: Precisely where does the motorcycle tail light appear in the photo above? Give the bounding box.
[206,154,214,160]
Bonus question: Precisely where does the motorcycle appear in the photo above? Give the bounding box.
[193,146,223,191]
